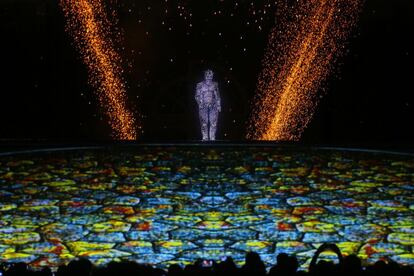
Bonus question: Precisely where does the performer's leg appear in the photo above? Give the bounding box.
[209,107,219,141]
[207,107,211,140]
[199,106,209,141]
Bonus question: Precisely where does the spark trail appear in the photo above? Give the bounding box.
[247,0,362,141]
[60,0,137,140]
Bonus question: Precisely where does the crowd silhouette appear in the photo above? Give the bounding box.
[0,244,413,276]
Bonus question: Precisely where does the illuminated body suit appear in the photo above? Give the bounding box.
[195,70,221,141]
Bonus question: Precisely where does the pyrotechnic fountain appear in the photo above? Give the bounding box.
[247,0,362,141]
[60,0,137,140]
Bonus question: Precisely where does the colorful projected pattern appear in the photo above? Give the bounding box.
[0,146,413,270]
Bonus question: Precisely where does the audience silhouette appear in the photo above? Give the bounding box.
[0,243,413,276]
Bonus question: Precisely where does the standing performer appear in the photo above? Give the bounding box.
[195,70,221,141]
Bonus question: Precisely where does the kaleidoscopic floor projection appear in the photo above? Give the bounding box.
[0,146,413,270]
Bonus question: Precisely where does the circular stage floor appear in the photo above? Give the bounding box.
[0,145,413,270]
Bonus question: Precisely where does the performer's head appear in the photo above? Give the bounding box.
[204,70,214,82]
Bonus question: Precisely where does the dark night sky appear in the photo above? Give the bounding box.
[0,0,412,146]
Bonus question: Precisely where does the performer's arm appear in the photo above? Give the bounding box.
[214,82,221,112]
[195,83,202,105]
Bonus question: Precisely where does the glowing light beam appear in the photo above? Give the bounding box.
[247,0,362,141]
[60,0,137,140]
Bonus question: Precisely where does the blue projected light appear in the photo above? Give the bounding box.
[0,146,413,270]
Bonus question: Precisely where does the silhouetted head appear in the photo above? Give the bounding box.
[41,266,53,276]
[243,252,266,276]
[245,251,261,264]
[168,263,183,276]
[315,260,336,275]
[287,256,299,273]
[224,256,236,267]
[343,254,362,273]
[67,258,93,276]
[271,253,298,276]
[7,262,28,276]
[276,253,289,265]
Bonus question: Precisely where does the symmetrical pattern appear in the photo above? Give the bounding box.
[0,146,413,270]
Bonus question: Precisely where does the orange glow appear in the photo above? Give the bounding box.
[248,0,362,141]
[60,0,137,140]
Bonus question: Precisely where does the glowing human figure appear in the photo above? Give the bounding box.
[195,70,221,141]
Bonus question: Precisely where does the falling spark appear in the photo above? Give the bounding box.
[60,0,137,140]
[247,0,362,141]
